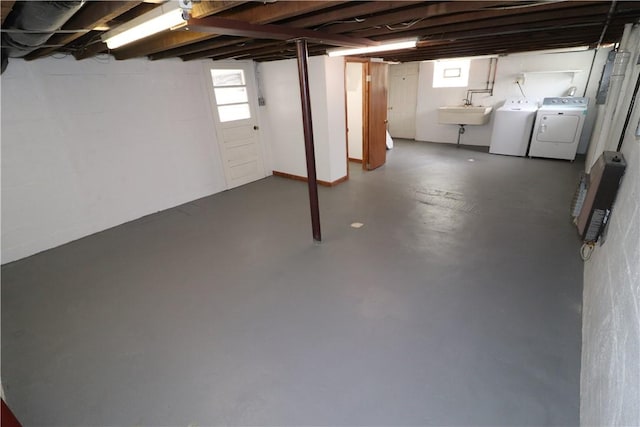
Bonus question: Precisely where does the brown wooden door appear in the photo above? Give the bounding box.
[365,62,389,170]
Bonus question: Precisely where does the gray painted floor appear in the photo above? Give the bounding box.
[2,140,584,426]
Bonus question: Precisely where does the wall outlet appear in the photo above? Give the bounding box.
[515,74,525,85]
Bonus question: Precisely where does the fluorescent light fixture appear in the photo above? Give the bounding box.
[423,54,499,63]
[327,40,417,57]
[506,46,590,57]
[101,2,187,49]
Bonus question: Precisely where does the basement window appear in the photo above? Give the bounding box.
[211,69,251,122]
[433,59,470,88]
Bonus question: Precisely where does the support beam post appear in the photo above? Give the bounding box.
[296,39,321,242]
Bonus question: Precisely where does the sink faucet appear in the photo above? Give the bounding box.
[463,98,472,106]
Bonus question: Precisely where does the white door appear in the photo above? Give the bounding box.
[388,62,419,139]
[206,62,265,189]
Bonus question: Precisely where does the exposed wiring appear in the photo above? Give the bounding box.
[385,18,425,31]
[313,18,365,30]
[580,242,596,261]
[617,72,640,151]
[485,1,566,10]
[516,81,526,97]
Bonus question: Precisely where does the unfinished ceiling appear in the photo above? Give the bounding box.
[2,1,640,65]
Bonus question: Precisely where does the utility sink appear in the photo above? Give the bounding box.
[438,105,493,125]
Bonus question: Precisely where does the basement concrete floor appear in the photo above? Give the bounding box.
[2,140,585,426]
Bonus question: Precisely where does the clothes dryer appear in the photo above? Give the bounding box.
[528,97,588,161]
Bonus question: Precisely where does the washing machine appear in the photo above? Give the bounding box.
[489,98,538,156]
[528,97,589,161]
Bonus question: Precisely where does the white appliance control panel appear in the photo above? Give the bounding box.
[542,97,588,106]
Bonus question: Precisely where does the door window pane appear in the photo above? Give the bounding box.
[214,87,248,105]
[218,104,251,122]
[211,69,245,87]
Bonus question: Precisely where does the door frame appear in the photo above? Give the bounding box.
[344,57,370,171]
[202,60,267,189]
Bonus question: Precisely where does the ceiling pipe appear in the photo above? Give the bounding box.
[1,1,84,72]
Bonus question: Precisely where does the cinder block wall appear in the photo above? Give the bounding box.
[581,91,640,425]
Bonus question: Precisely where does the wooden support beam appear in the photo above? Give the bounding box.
[296,39,321,242]
[152,1,421,60]
[186,16,378,47]
[113,1,340,60]
[196,12,604,62]
[26,1,143,60]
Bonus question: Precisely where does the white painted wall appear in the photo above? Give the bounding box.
[581,24,640,426]
[414,49,609,150]
[346,62,363,161]
[324,56,348,181]
[1,57,229,264]
[260,55,347,183]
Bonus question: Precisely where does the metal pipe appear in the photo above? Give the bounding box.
[485,57,493,89]
[581,1,616,97]
[295,39,322,242]
[616,73,640,151]
[1,1,84,62]
[583,49,599,97]
[465,57,497,105]
[596,0,617,48]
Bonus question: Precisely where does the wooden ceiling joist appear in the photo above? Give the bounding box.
[280,0,425,28]
[322,1,512,34]
[112,0,342,60]
[151,1,423,61]
[186,16,378,47]
[383,32,603,62]
[359,2,611,40]
[149,36,252,60]
[178,3,614,63]
[181,39,278,61]
[3,1,640,64]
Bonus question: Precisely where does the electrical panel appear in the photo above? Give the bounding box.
[574,151,626,243]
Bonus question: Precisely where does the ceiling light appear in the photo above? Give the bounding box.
[327,40,417,57]
[101,1,190,50]
[507,46,590,56]
[423,54,499,63]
